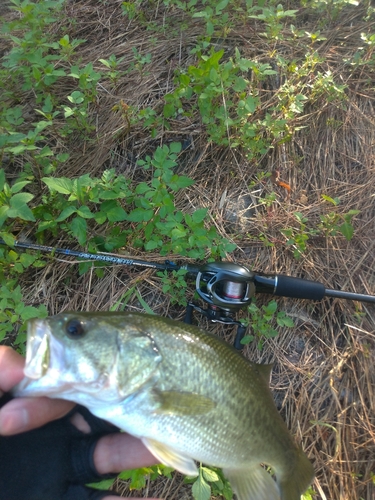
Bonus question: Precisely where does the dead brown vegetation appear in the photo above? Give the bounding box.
[2,0,375,498]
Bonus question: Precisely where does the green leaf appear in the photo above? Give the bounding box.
[264,300,277,314]
[107,206,127,222]
[0,170,5,191]
[10,181,31,194]
[345,209,360,217]
[42,95,54,113]
[202,467,219,482]
[169,175,194,191]
[294,211,307,224]
[321,194,339,205]
[9,192,34,207]
[192,475,211,500]
[163,103,176,118]
[0,231,15,246]
[86,478,115,491]
[240,334,254,344]
[19,253,37,268]
[56,206,77,222]
[127,208,153,222]
[69,217,87,245]
[215,0,229,14]
[171,227,186,239]
[338,221,354,241]
[37,220,57,233]
[192,208,208,224]
[42,177,73,194]
[94,212,107,224]
[206,20,214,36]
[135,289,155,315]
[144,240,159,251]
[277,316,294,327]
[77,205,94,218]
[135,182,151,195]
[8,193,35,221]
[100,200,127,222]
[0,206,9,228]
[21,306,40,320]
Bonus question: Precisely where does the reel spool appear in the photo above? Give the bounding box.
[195,262,256,311]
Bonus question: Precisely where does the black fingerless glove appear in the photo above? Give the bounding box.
[0,393,121,500]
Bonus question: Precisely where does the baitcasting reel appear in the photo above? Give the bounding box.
[185,262,256,349]
[183,261,375,350]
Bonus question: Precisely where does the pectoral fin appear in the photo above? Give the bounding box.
[153,390,215,416]
[223,465,280,500]
[142,438,198,476]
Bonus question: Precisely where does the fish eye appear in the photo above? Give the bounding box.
[65,318,86,339]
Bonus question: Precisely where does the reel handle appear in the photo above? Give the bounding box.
[234,324,247,350]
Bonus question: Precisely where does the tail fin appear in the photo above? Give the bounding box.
[278,448,314,500]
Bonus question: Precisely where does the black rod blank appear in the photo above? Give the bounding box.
[0,238,180,271]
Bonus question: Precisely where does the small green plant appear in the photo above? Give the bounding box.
[99,54,125,85]
[121,0,143,20]
[162,47,279,158]
[1,144,235,264]
[89,464,174,493]
[300,0,359,23]
[37,168,132,246]
[241,299,294,349]
[192,0,232,37]
[0,169,35,229]
[318,195,360,240]
[133,142,236,258]
[301,486,318,500]
[247,3,298,40]
[308,71,347,103]
[132,47,151,66]
[157,269,188,306]
[0,280,48,349]
[119,464,174,489]
[185,464,233,500]
[280,212,316,260]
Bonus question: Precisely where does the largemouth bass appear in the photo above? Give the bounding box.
[15,312,314,500]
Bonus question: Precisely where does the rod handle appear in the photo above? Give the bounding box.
[274,275,325,300]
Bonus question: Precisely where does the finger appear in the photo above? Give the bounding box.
[0,346,25,391]
[94,433,159,475]
[0,396,75,436]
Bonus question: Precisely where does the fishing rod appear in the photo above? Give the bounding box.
[1,237,375,348]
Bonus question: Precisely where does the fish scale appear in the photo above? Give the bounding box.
[14,311,314,500]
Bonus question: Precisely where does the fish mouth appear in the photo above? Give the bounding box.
[24,319,51,379]
[14,318,66,398]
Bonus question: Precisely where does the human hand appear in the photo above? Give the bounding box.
[0,346,161,500]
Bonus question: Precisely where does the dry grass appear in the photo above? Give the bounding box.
[3,0,375,498]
